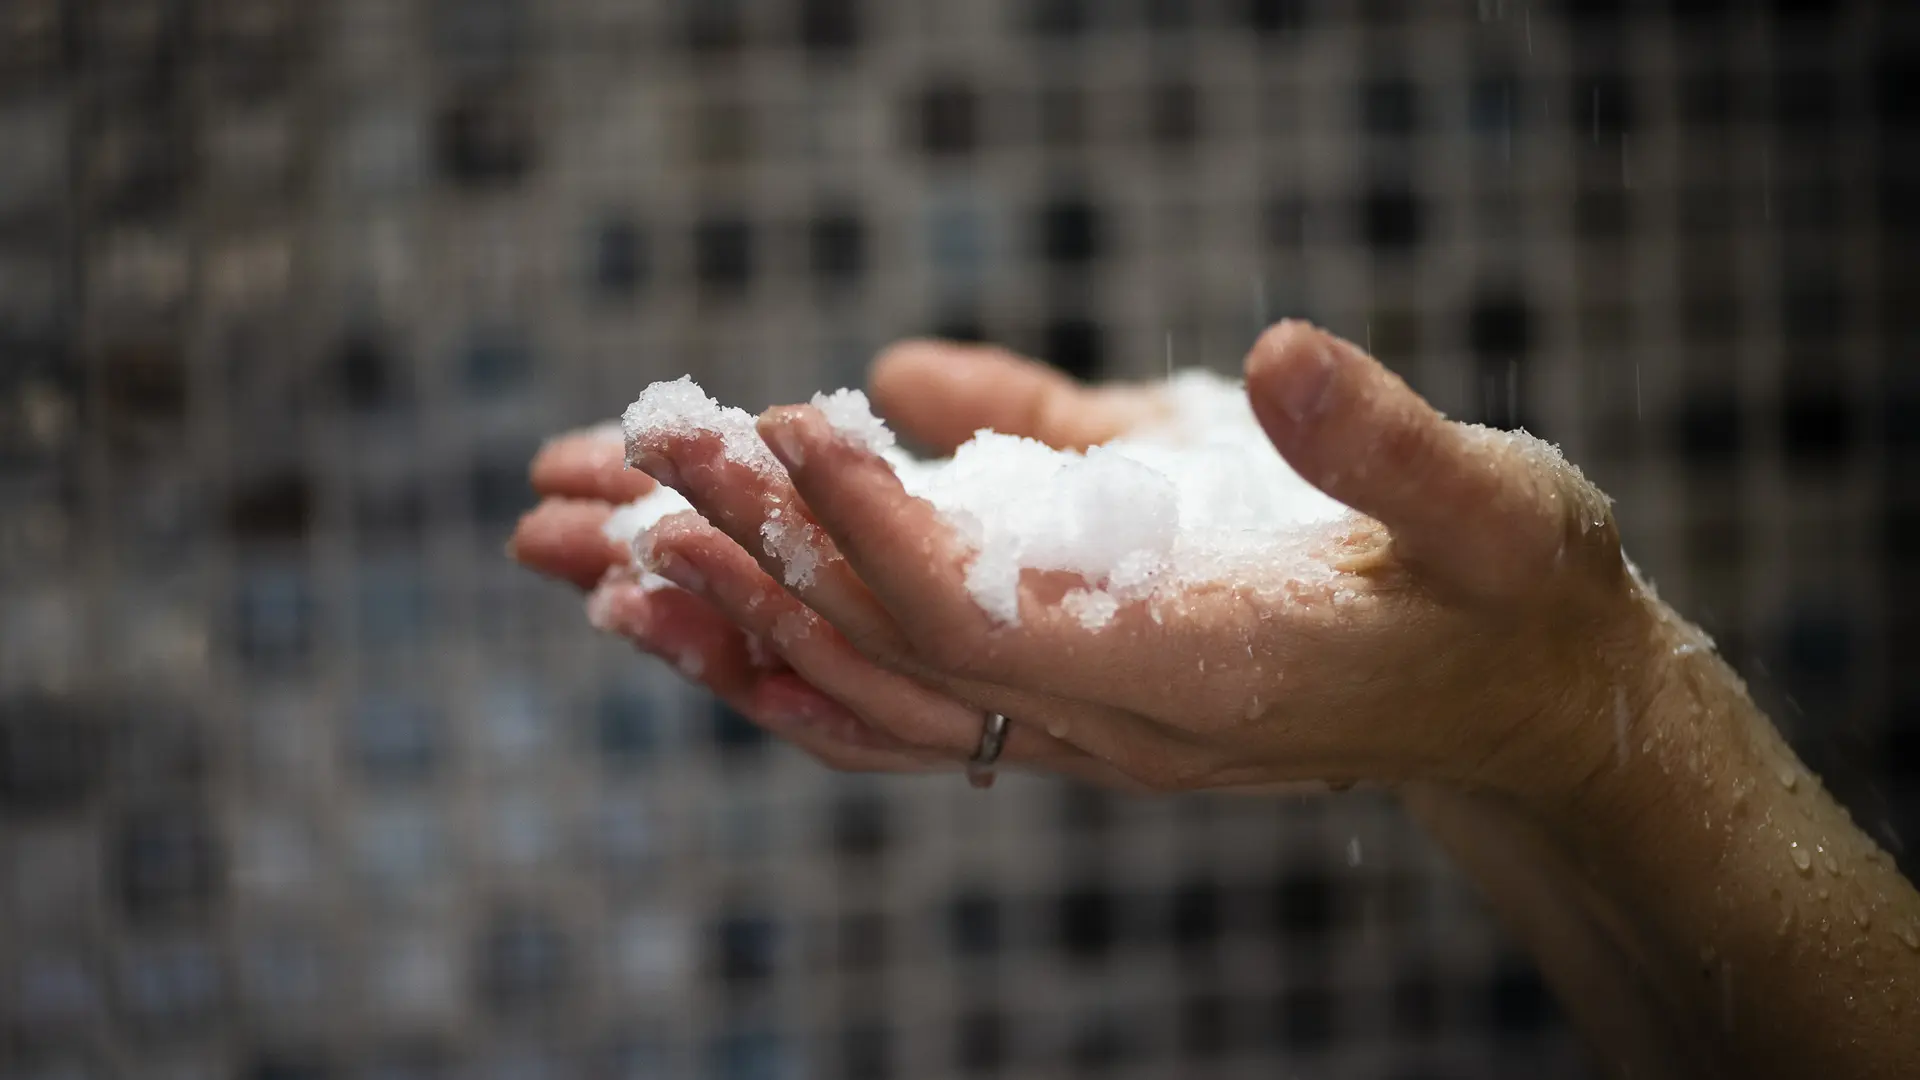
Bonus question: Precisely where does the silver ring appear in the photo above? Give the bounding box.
[967,712,1010,789]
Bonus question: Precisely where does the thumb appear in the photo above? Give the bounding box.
[1244,321,1604,600]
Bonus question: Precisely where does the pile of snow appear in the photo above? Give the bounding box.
[615,373,1353,628]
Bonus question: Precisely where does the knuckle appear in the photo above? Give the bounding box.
[1369,413,1438,481]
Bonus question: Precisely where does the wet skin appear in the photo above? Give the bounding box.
[514,322,1920,1078]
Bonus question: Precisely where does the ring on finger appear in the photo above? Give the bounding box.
[967,711,1010,790]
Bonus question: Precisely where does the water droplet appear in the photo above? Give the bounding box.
[1774,759,1798,791]
[1789,843,1812,874]
[1046,718,1069,739]
[1895,922,1920,951]
[1719,960,1735,1034]
[1612,686,1630,767]
[1820,847,1838,875]
[1817,886,1829,901]
[1852,903,1872,930]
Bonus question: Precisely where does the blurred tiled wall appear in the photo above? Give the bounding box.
[2,2,1916,1078]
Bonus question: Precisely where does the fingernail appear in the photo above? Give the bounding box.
[650,550,707,594]
[630,450,681,490]
[761,418,807,469]
[1278,342,1338,424]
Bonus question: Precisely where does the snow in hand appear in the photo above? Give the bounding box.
[612,372,1355,629]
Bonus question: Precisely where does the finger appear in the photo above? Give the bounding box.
[645,510,1094,765]
[589,576,934,772]
[753,674,1146,787]
[757,404,1003,671]
[867,339,1166,453]
[531,429,658,503]
[584,575,752,684]
[632,454,1183,781]
[756,404,1265,760]
[763,667,1154,784]
[626,423,912,667]
[510,498,628,589]
[634,398,1228,779]
[594,573,1090,779]
[747,674,949,771]
[1244,320,1595,600]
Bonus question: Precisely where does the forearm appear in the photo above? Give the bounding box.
[1434,593,1920,1076]
[1405,783,1720,1078]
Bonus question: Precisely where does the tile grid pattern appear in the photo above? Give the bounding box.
[1,1,1915,1078]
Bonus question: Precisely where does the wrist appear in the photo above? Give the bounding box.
[1512,590,1753,856]
[1472,584,1695,830]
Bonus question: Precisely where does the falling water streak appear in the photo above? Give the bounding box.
[1762,146,1772,221]
[1613,685,1630,768]
[1721,961,1736,1034]
[1525,8,1532,55]
[1366,320,1373,354]
[1503,84,1513,164]
[1634,363,1644,420]
[1346,837,1363,867]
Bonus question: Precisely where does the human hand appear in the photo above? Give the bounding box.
[508,427,984,777]
[521,323,1666,805]
[510,347,1158,786]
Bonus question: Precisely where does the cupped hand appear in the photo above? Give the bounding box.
[518,323,1662,805]
[508,354,1136,787]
